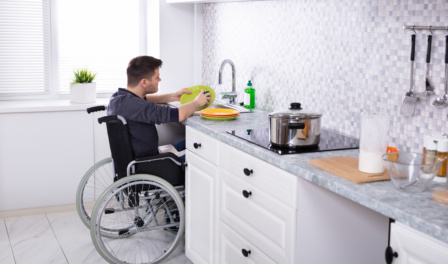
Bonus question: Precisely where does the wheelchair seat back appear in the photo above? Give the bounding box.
[98,115,135,181]
[98,114,185,186]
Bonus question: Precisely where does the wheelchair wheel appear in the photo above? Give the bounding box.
[76,157,115,229]
[90,174,185,264]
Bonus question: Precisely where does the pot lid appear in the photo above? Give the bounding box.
[269,102,322,119]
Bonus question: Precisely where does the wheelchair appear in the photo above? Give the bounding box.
[76,106,186,264]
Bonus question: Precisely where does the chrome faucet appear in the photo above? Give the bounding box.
[218,59,237,104]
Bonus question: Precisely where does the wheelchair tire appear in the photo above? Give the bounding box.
[76,157,115,229]
[90,174,185,264]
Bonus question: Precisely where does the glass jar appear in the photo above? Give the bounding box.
[436,139,448,177]
[358,112,389,173]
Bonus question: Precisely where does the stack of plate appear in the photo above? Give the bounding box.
[200,109,240,121]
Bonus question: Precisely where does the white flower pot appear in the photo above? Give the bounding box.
[70,82,97,104]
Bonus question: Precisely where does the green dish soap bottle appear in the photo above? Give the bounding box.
[243,80,255,109]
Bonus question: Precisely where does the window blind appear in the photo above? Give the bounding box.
[0,0,51,96]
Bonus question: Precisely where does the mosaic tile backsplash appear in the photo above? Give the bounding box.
[201,0,448,152]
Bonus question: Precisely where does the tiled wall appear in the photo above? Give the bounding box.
[201,0,448,152]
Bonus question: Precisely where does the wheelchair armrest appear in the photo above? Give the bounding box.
[134,152,185,170]
[86,105,106,114]
[135,152,180,163]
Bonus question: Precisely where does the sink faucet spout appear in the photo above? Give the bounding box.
[218,59,237,104]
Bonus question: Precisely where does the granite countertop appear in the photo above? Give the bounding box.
[184,109,448,245]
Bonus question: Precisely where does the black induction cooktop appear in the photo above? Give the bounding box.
[226,128,359,155]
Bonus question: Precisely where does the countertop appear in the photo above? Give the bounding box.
[184,108,448,245]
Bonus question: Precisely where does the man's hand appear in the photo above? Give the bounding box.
[178,89,211,122]
[173,88,192,101]
[193,89,211,108]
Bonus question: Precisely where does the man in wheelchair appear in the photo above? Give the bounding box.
[108,55,210,163]
[82,56,209,264]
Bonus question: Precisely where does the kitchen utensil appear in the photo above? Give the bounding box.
[424,34,435,95]
[432,35,448,107]
[308,157,390,184]
[180,85,216,110]
[269,102,322,148]
[400,34,418,116]
[382,152,445,193]
[358,112,389,173]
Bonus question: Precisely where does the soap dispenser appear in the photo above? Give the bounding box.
[243,80,255,109]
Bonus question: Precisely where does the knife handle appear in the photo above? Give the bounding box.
[426,35,432,63]
[410,34,416,62]
[445,35,448,64]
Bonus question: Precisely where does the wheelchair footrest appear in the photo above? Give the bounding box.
[105,208,115,214]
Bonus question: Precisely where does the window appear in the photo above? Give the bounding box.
[0,0,157,100]
[0,0,51,97]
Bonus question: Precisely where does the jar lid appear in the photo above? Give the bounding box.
[269,102,322,119]
[436,138,448,152]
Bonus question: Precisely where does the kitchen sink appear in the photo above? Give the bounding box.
[168,100,252,114]
[205,100,252,113]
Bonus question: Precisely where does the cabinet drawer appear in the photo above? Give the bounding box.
[219,143,298,208]
[219,221,276,264]
[186,127,219,165]
[220,170,296,264]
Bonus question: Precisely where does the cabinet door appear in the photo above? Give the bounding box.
[389,222,448,264]
[185,150,218,264]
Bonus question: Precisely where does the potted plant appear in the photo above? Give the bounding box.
[70,68,97,104]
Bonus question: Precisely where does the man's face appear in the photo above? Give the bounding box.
[143,68,161,94]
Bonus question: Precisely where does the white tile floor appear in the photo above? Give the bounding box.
[0,210,192,264]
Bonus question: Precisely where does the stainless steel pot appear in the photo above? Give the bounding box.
[269,102,322,148]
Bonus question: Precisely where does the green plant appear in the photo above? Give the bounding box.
[72,68,97,84]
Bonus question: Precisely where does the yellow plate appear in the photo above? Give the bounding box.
[201,115,238,121]
[180,85,215,111]
[200,108,239,116]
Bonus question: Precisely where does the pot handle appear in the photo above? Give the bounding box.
[288,122,305,129]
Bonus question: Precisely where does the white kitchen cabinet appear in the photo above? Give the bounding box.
[185,126,389,263]
[0,111,94,211]
[218,142,298,263]
[389,221,448,264]
[220,169,297,263]
[185,127,219,264]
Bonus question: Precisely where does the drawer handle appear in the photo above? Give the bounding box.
[193,142,201,149]
[385,246,398,264]
[242,190,252,198]
[242,249,251,257]
[243,168,253,176]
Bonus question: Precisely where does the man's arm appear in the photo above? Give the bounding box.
[146,88,191,104]
[177,90,210,122]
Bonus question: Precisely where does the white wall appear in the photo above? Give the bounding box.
[0,111,94,211]
[159,1,196,92]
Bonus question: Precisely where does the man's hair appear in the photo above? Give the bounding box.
[127,56,163,87]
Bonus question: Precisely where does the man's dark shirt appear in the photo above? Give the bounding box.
[107,88,179,158]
